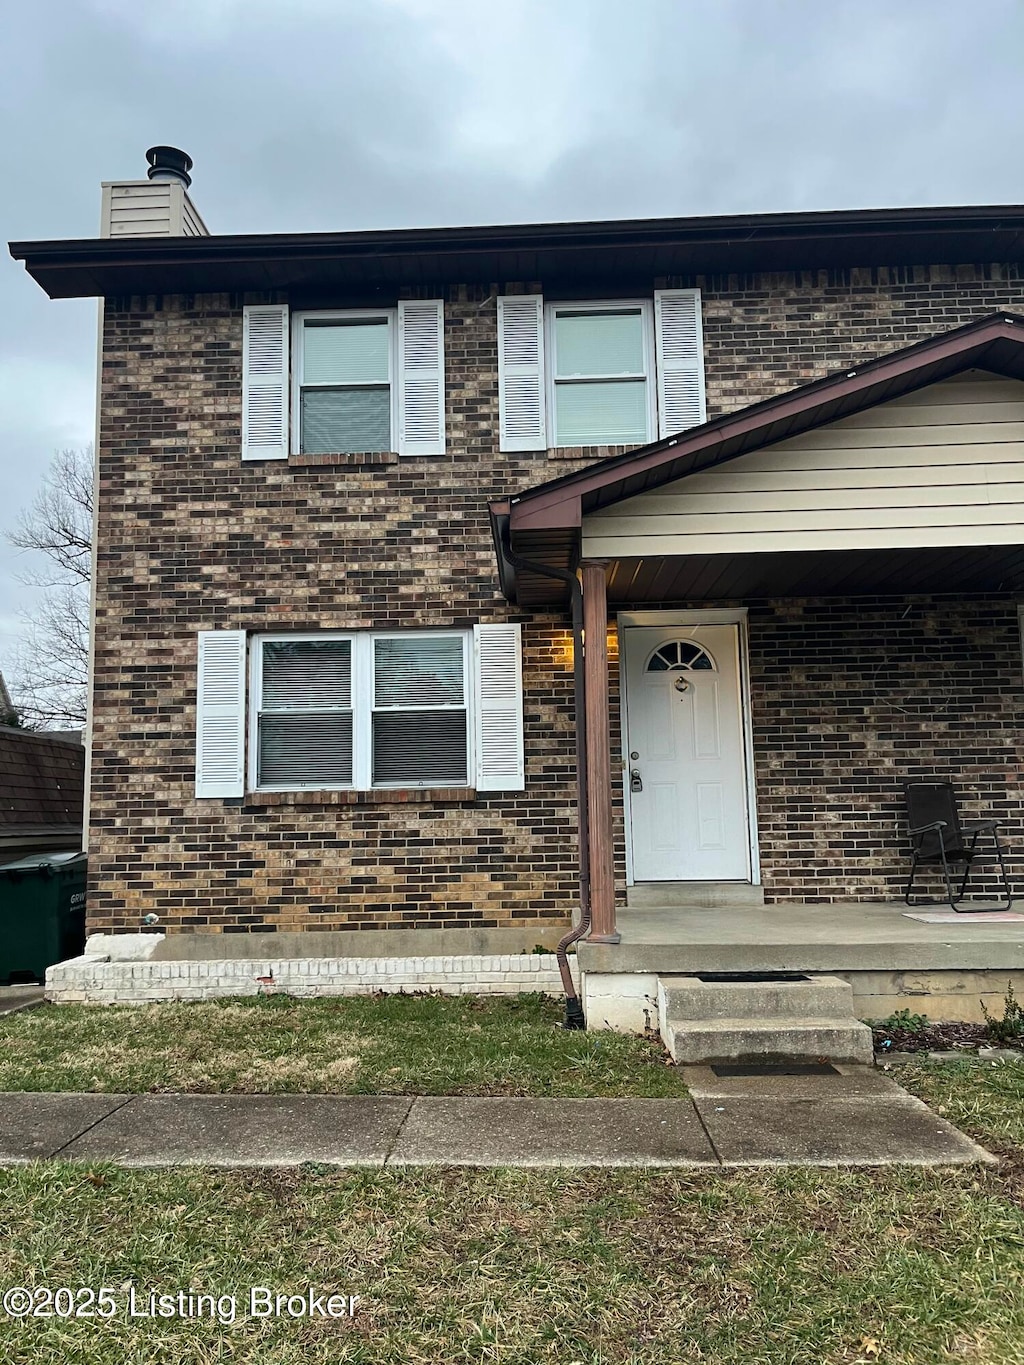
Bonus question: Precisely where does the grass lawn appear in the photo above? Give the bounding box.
[0,994,689,1098]
[2,1156,1023,1363]
[3,1006,1024,1361]
[899,1055,1024,1149]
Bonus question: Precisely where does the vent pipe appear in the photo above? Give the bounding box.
[145,146,193,189]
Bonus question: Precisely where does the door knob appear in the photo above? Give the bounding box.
[630,769,643,793]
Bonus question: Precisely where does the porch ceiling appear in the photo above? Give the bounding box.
[499,531,1024,607]
[603,544,1024,603]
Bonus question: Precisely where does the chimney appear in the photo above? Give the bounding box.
[100,146,209,238]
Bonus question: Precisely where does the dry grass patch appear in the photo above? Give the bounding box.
[0,1001,368,1093]
[63,1046,362,1092]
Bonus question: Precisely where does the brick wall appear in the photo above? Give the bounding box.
[699,262,1024,414]
[746,595,1024,902]
[90,263,1024,933]
[92,288,582,934]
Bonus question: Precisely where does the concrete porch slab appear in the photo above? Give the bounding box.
[0,1093,131,1162]
[578,900,1024,975]
[694,1092,994,1167]
[60,1095,413,1167]
[387,1097,717,1167]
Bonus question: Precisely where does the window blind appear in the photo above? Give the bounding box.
[257,639,354,787]
[372,636,468,785]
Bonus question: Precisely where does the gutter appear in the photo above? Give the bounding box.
[497,520,588,1029]
[12,201,1024,268]
[13,205,1024,300]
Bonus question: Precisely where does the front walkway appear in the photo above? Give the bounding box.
[0,1067,991,1168]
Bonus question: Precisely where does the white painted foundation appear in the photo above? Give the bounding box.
[581,971,659,1032]
[46,936,564,1005]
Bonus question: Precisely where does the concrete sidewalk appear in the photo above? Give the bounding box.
[0,1067,993,1168]
[0,985,44,1016]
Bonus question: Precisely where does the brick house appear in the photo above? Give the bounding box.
[11,150,1024,1028]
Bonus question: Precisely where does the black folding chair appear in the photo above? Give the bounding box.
[903,780,1013,912]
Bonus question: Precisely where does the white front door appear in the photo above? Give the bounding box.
[623,623,750,882]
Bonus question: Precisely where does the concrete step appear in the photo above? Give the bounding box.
[661,1015,875,1066]
[626,881,766,909]
[659,974,854,1023]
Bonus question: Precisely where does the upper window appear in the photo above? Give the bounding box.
[496,290,704,454]
[252,631,470,791]
[547,301,654,447]
[294,312,393,455]
[240,301,445,461]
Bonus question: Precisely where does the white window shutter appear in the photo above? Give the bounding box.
[497,295,546,452]
[397,300,445,456]
[242,304,289,460]
[195,631,247,798]
[654,289,706,438]
[473,623,525,791]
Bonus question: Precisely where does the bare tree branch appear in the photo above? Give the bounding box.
[10,447,94,586]
[5,447,93,727]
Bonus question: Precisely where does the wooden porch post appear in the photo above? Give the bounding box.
[581,560,620,944]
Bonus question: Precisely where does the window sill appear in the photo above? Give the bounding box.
[546,444,637,462]
[287,451,398,468]
[244,786,477,809]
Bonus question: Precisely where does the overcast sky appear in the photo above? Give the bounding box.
[2,0,1024,699]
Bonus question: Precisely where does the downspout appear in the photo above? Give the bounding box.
[500,526,589,1029]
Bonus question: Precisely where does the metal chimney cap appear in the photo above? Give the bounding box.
[145,146,193,189]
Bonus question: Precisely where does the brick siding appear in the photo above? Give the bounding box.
[747,594,1024,902]
[90,264,1024,933]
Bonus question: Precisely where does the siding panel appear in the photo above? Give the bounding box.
[582,369,1024,558]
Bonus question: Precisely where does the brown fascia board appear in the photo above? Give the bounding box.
[507,312,1024,534]
[10,202,1024,299]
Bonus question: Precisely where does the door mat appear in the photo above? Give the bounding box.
[903,911,1024,923]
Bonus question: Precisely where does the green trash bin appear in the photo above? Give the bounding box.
[0,851,87,985]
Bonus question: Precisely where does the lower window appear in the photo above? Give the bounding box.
[254,631,470,790]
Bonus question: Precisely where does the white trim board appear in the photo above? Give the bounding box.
[617,608,749,628]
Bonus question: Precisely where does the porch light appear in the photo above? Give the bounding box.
[554,631,575,670]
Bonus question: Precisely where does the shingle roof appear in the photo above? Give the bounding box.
[0,727,84,829]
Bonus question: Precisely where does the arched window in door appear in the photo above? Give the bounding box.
[645,640,716,673]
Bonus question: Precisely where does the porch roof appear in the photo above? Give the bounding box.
[491,313,1024,606]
